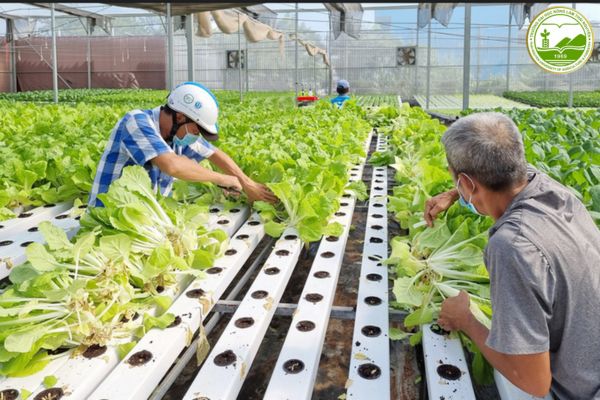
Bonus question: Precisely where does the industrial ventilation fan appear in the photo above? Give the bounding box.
[226,50,245,69]
[396,47,416,66]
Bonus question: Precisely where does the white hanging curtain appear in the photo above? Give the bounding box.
[511,3,527,29]
[266,29,285,55]
[243,17,285,54]
[196,10,286,55]
[243,18,270,42]
[417,3,432,29]
[211,9,248,33]
[433,3,458,27]
[530,3,549,21]
[323,3,364,40]
[195,9,329,66]
[317,49,330,66]
[304,42,319,57]
[195,12,212,37]
[418,3,457,28]
[293,35,330,66]
[511,3,549,30]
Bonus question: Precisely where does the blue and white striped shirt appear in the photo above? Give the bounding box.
[88,106,216,207]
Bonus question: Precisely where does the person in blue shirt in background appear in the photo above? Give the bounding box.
[330,79,351,108]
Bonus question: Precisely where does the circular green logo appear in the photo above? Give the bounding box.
[527,6,594,74]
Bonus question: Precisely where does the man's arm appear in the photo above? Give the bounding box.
[208,149,277,203]
[152,152,241,191]
[424,188,459,227]
[439,292,552,397]
[464,314,551,397]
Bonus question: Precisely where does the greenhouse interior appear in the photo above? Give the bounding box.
[0,2,599,400]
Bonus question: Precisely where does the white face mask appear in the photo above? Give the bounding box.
[173,124,199,147]
[456,174,481,215]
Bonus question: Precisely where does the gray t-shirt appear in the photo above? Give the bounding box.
[484,167,600,400]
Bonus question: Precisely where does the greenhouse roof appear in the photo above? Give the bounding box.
[105,2,263,16]
[0,2,413,19]
[30,2,113,33]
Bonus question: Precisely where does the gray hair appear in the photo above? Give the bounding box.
[441,112,528,191]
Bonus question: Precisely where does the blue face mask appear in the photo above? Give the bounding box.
[173,125,199,147]
[456,175,481,215]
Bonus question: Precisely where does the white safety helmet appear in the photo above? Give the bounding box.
[167,81,219,140]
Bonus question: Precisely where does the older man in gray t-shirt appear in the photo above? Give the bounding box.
[426,112,600,399]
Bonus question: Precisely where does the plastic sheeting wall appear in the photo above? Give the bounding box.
[172,30,330,93]
[173,5,599,97]
[1,4,598,96]
[0,40,11,92]
[15,36,165,91]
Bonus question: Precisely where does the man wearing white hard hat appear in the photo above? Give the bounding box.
[88,82,277,207]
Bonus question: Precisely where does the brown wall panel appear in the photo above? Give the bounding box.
[0,40,12,92]
[14,36,165,91]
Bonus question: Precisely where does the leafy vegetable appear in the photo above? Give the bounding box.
[380,104,600,385]
[43,375,58,388]
[0,90,294,221]
[503,90,600,108]
[204,98,370,243]
[374,104,494,384]
[356,95,399,108]
[0,166,228,377]
[369,150,395,166]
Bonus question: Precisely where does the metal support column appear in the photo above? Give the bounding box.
[568,77,574,107]
[328,63,333,96]
[50,3,58,103]
[344,32,348,79]
[86,19,92,89]
[327,28,332,95]
[414,20,419,98]
[506,6,512,92]
[462,3,472,111]
[186,14,195,82]
[245,39,249,92]
[313,55,316,93]
[294,2,299,100]
[568,2,575,108]
[166,3,174,91]
[475,26,481,93]
[237,13,242,102]
[7,19,17,92]
[425,21,431,110]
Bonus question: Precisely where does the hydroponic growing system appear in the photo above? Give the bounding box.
[1,2,599,400]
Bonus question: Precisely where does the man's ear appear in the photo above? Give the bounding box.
[465,173,480,194]
[175,112,187,124]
